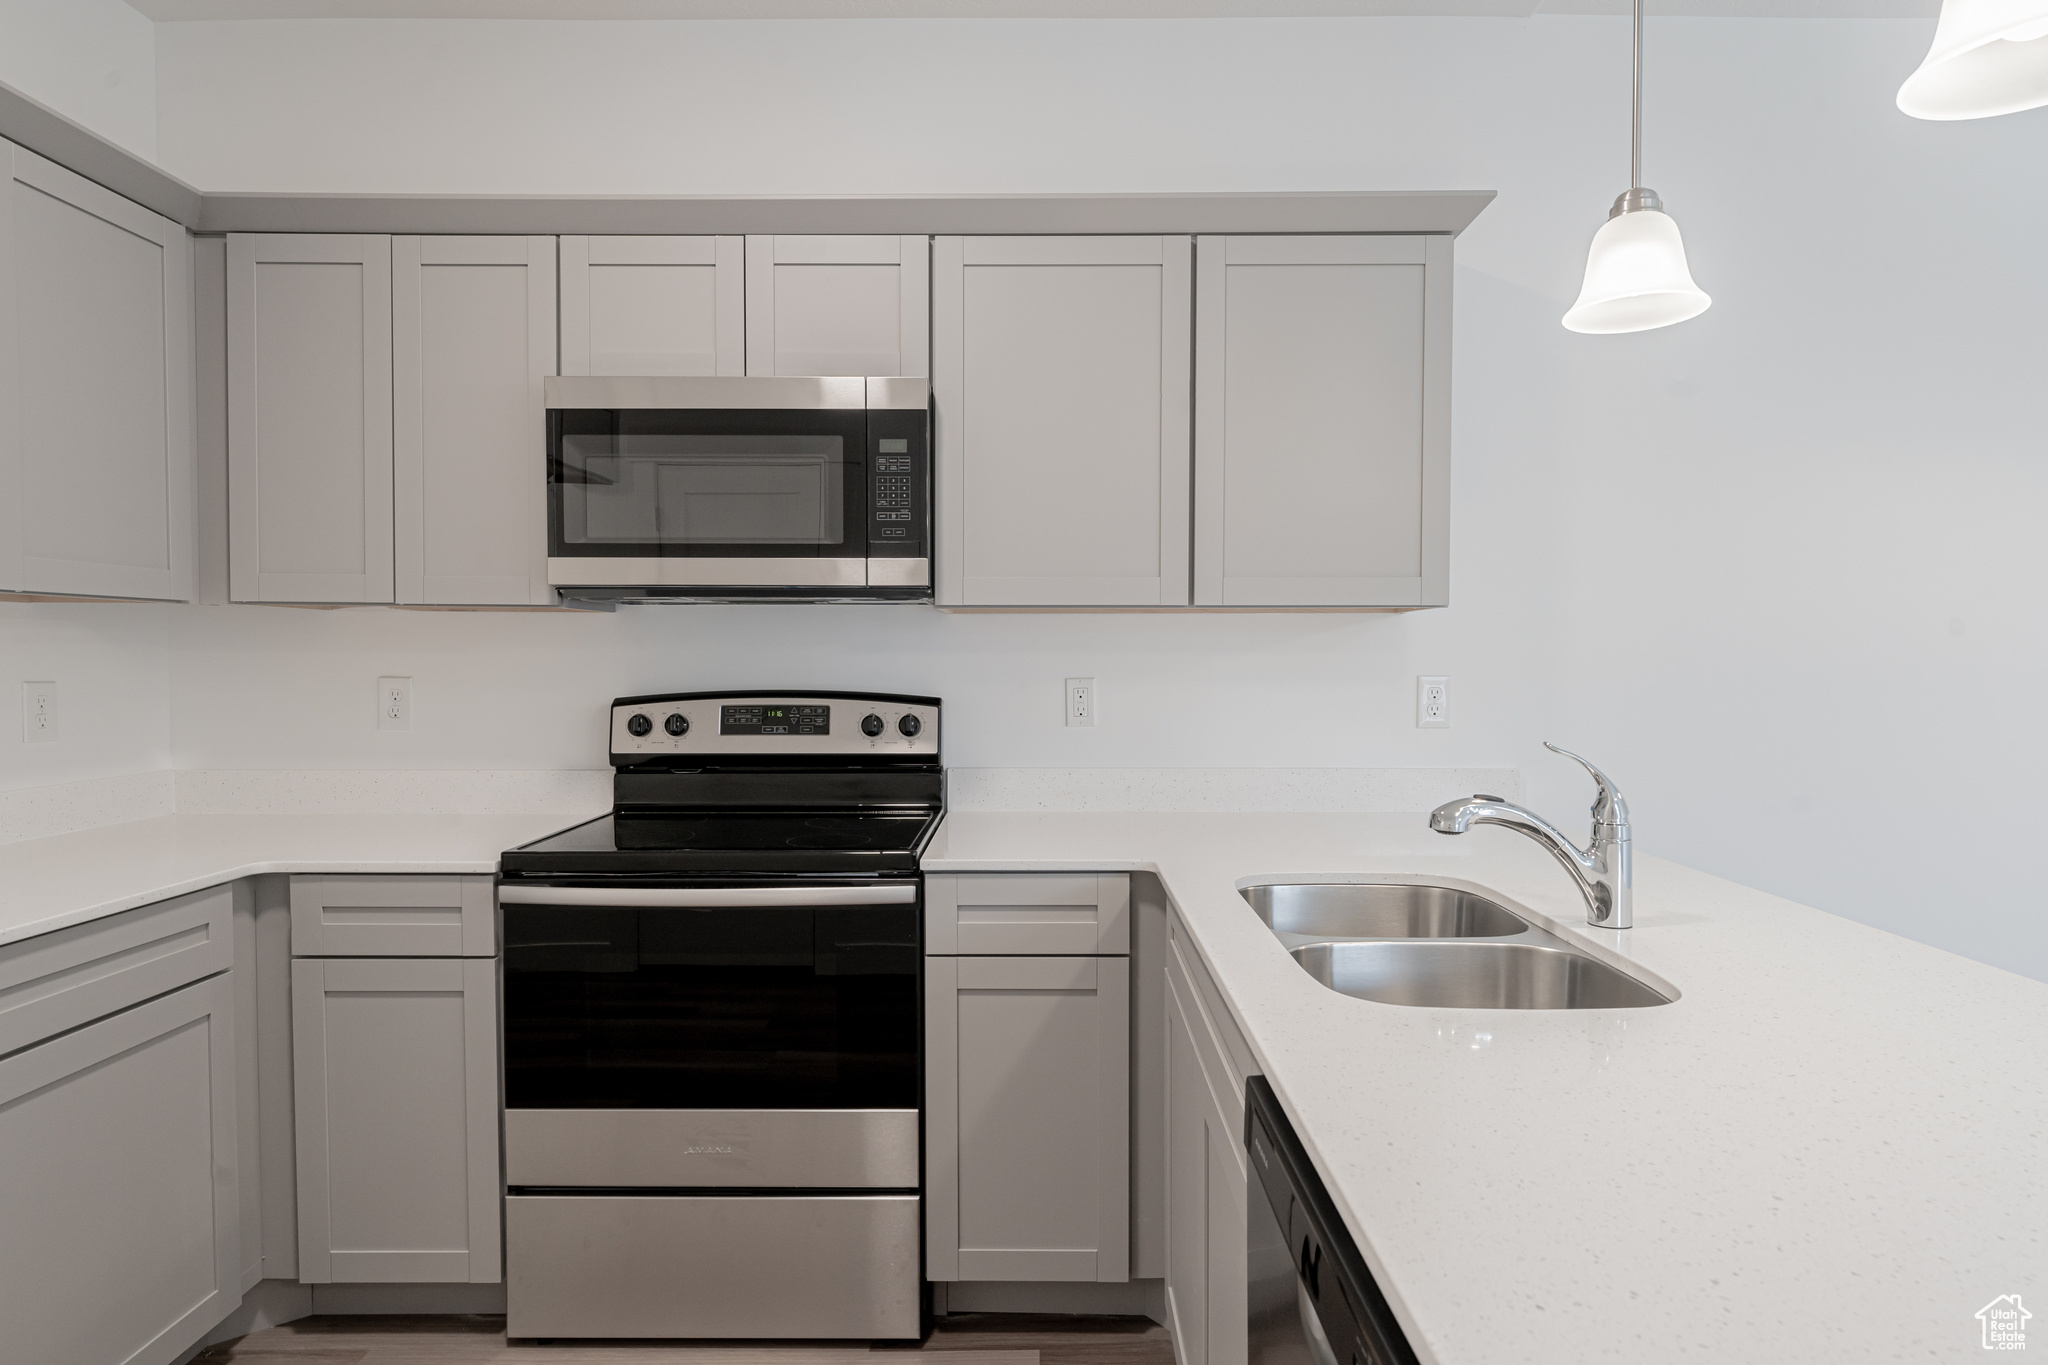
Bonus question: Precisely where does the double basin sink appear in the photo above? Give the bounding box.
[1245,882,1671,1009]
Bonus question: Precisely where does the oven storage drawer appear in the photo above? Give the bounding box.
[505,1108,918,1188]
[505,1193,920,1340]
[925,873,1131,955]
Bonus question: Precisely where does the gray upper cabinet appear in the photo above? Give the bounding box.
[933,235,1193,607]
[744,235,929,377]
[0,139,195,602]
[559,235,742,377]
[1193,234,1450,608]
[227,233,395,604]
[393,235,556,605]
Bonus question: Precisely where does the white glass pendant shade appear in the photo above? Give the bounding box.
[1897,0,2048,120]
[1562,206,1711,335]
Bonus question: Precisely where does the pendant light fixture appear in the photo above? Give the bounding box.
[1562,0,1711,335]
[1897,0,2048,120]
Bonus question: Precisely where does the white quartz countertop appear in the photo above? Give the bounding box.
[923,811,2047,1365]
[4,804,2039,1361]
[0,812,581,947]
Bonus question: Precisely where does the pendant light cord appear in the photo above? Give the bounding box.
[1631,0,1643,191]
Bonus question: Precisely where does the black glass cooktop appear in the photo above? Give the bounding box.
[500,810,940,876]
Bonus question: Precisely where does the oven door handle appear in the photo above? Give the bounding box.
[497,885,917,907]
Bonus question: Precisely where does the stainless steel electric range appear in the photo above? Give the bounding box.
[496,690,942,1342]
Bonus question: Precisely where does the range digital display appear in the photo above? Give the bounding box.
[721,704,830,736]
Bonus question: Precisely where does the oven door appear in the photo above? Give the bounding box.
[500,879,921,1113]
[548,383,870,589]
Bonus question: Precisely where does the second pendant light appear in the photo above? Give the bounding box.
[1563,0,1711,335]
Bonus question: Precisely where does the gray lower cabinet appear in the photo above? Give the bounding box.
[0,137,196,601]
[291,955,502,1283]
[925,871,1136,1285]
[0,971,239,1365]
[927,954,1132,1283]
[1193,233,1451,608]
[289,872,497,957]
[1165,913,1253,1365]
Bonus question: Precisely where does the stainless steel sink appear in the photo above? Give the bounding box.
[1289,940,1670,1010]
[1243,883,1526,939]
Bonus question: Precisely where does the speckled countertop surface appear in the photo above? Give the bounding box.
[923,811,2047,1365]
[3,806,2039,1361]
[0,813,581,947]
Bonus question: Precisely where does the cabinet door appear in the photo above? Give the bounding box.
[932,235,1192,607]
[559,234,742,376]
[393,235,556,605]
[0,974,239,1365]
[1194,234,1449,608]
[744,234,929,377]
[927,954,1131,1282]
[0,140,195,600]
[1166,923,1252,1365]
[227,233,394,603]
[293,956,501,1283]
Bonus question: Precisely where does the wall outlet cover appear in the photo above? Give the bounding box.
[377,676,413,731]
[22,682,57,743]
[1066,677,1096,728]
[1417,676,1450,728]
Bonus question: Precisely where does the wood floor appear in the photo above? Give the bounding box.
[196,1313,1175,1365]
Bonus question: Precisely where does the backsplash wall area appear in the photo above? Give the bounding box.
[4,14,2045,984]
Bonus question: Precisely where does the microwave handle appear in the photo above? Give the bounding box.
[497,884,916,908]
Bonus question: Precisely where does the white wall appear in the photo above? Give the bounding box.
[6,12,2030,983]
[0,0,157,158]
[0,602,173,792]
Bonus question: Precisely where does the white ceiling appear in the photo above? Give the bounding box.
[127,0,1943,20]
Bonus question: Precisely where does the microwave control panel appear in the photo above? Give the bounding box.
[867,410,928,558]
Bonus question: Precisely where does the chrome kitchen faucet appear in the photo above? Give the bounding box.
[1429,743,1633,929]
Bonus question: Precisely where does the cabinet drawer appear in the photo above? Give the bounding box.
[290,875,495,957]
[925,873,1130,955]
[0,885,232,1057]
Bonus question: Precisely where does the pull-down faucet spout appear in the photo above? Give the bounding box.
[1429,743,1633,929]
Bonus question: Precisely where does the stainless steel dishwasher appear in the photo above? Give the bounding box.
[1246,1076,1418,1365]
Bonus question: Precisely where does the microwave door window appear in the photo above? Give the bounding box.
[656,458,840,545]
[559,433,845,548]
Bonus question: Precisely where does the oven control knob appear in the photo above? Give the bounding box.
[861,713,886,737]
[625,713,653,737]
[664,713,689,736]
[897,714,922,738]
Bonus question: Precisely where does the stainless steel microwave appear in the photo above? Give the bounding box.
[544,376,930,603]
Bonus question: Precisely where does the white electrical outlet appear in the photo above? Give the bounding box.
[1417,676,1450,728]
[1066,677,1096,728]
[377,676,413,731]
[22,682,57,743]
